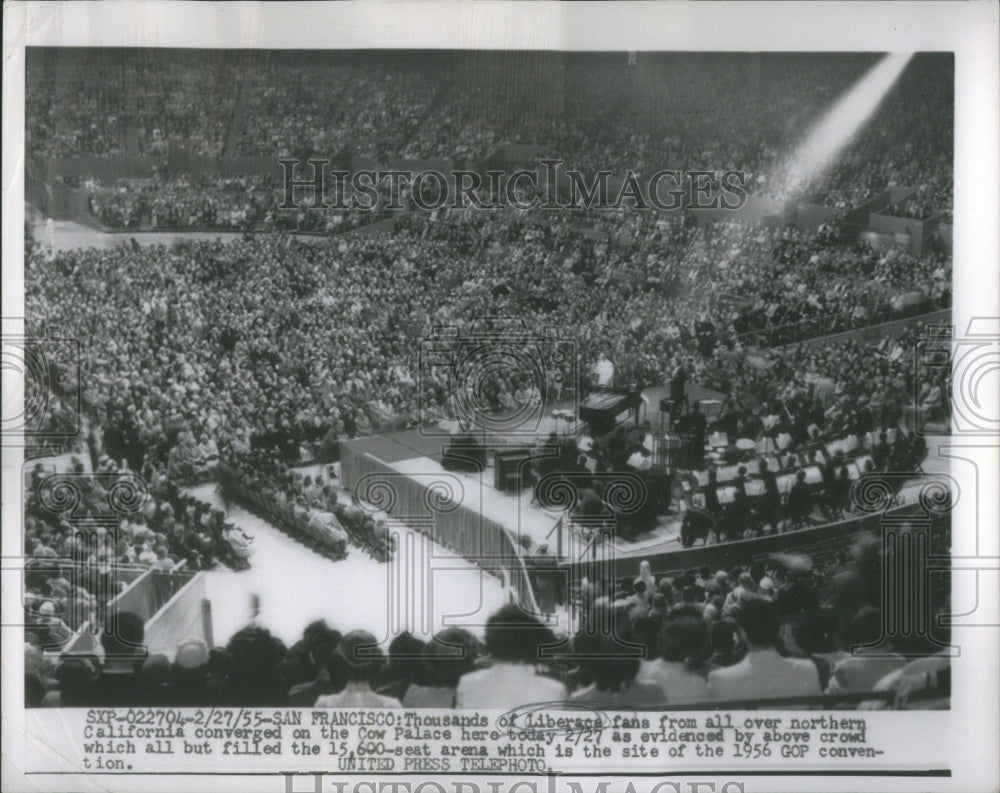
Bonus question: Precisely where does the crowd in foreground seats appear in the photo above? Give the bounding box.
[23,457,253,643]
[26,521,950,709]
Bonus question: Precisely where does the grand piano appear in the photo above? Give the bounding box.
[578,387,643,434]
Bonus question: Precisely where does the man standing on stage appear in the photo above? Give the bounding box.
[669,358,687,426]
[595,352,615,388]
[677,401,707,468]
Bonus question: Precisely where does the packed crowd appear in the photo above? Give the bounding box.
[705,322,950,440]
[778,55,954,216]
[26,521,951,709]
[23,456,253,646]
[22,49,954,711]
[233,57,439,160]
[25,204,951,465]
[885,184,954,222]
[25,49,128,157]
[85,173,402,234]
[27,51,952,222]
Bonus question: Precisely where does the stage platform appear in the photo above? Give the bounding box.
[338,381,731,565]
[341,380,728,465]
[342,374,941,572]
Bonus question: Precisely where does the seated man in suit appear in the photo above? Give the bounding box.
[638,617,711,706]
[822,462,852,519]
[677,403,708,469]
[786,469,815,529]
[456,605,566,709]
[722,489,753,541]
[871,431,892,472]
[709,597,821,703]
[702,467,722,515]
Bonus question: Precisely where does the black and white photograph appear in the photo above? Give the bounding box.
[2,2,998,792]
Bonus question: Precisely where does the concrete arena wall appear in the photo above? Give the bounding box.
[561,500,929,580]
[144,572,210,654]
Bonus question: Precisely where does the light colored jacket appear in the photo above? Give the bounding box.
[455,662,567,710]
[708,648,821,702]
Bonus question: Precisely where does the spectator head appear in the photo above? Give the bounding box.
[785,610,837,655]
[224,626,287,695]
[736,597,780,649]
[681,585,701,604]
[847,606,884,650]
[55,653,101,705]
[484,604,555,665]
[175,638,210,670]
[423,628,479,687]
[710,618,741,660]
[141,653,173,691]
[385,631,426,686]
[203,646,232,696]
[660,616,710,665]
[574,631,642,694]
[332,629,383,684]
[307,625,342,665]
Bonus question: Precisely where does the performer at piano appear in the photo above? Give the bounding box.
[595,352,615,388]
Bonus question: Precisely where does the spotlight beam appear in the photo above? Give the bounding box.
[776,52,914,199]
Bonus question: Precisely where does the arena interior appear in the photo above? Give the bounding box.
[21,50,954,711]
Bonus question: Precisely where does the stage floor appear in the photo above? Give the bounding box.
[339,381,729,466]
[385,452,687,560]
[367,435,950,564]
[341,388,949,565]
